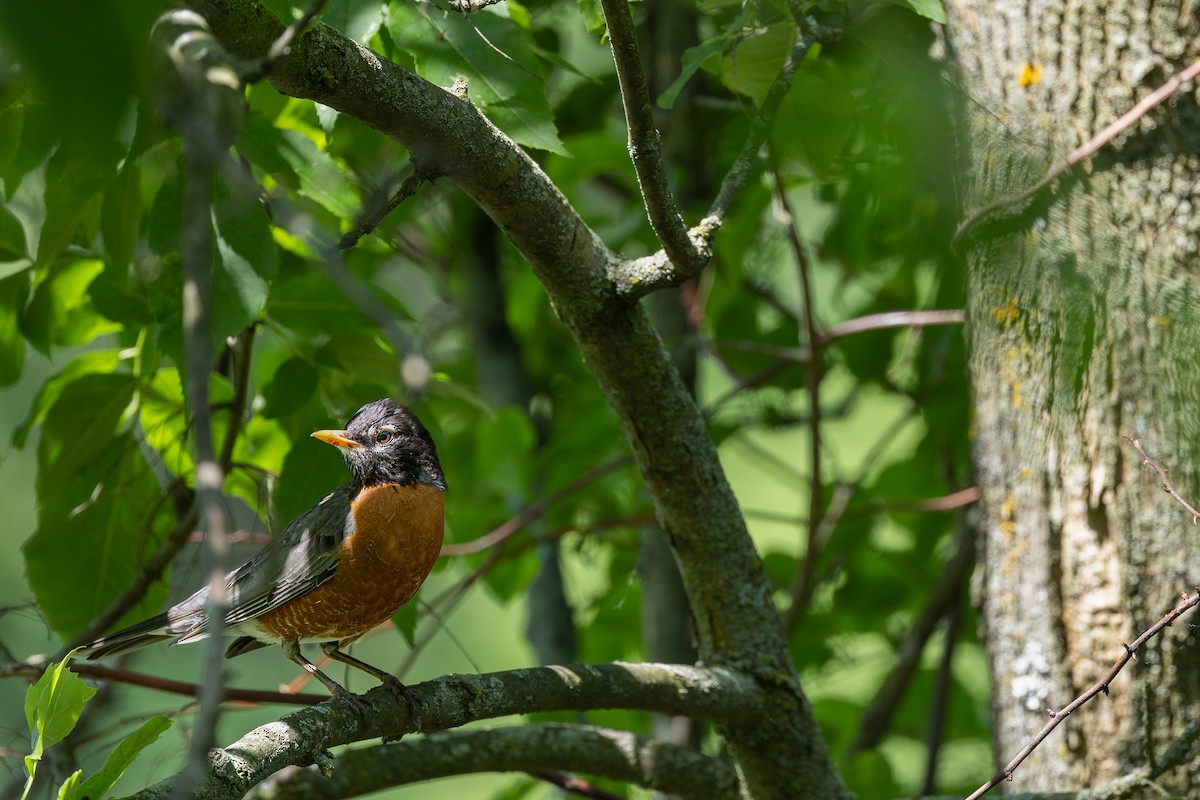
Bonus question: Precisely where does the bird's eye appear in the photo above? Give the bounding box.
[375,428,394,445]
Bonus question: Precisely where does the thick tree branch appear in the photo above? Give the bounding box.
[180,4,848,797]
[245,723,739,800]
[120,663,760,800]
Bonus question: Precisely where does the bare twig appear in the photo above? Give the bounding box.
[1125,436,1200,520]
[770,155,826,631]
[339,169,432,250]
[610,20,824,298]
[598,0,701,278]
[952,57,1200,252]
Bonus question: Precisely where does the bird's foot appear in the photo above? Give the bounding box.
[379,674,423,732]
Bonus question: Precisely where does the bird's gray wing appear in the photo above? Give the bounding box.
[168,484,354,642]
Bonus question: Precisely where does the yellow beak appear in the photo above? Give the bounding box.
[311,429,360,449]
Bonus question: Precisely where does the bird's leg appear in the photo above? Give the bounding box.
[281,640,377,722]
[321,641,422,730]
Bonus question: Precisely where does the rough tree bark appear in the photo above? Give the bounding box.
[947,3,1200,792]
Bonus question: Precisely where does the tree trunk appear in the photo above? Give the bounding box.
[947,2,1200,792]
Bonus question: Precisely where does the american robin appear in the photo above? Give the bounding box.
[83,398,446,713]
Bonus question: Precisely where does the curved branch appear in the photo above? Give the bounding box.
[120,662,760,800]
[246,723,739,800]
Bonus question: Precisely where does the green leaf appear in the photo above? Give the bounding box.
[276,434,350,528]
[267,272,373,334]
[101,164,142,271]
[0,201,28,259]
[658,5,750,108]
[72,716,173,800]
[772,61,855,178]
[720,23,796,105]
[888,0,946,24]
[25,652,96,761]
[262,357,319,419]
[0,269,29,387]
[21,259,121,352]
[12,350,123,448]
[238,114,361,220]
[211,180,277,343]
[54,771,83,800]
[25,433,171,638]
[35,372,136,498]
[36,140,121,267]
[386,3,566,154]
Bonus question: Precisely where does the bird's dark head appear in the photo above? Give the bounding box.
[311,399,447,490]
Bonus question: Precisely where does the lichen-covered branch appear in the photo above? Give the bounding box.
[246,723,739,800]
[119,662,759,800]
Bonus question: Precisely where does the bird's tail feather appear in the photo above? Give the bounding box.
[81,613,174,660]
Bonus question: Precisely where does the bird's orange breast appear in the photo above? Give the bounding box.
[253,483,444,643]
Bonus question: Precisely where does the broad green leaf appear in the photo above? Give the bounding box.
[25,652,96,760]
[36,141,121,267]
[323,0,386,43]
[25,432,170,637]
[54,771,83,800]
[276,433,352,527]
[35,372,136,498]
[267,272,373,334]
[239,113,360,221]
[0,269,29,386]
[211,181,277,343]
[3,104,54,198]
[138,367,193,479]
[262,357,319,419]
[386,3,566,154]
[772,61,855,178]
[71,716,173,800]
[12,350,123,447]
[21,259,121,352]
[720,23,796,105]
[888,0,946,24]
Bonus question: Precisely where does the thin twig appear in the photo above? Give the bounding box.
[770,155,825,631]
[952,57,1200,252]
[3,659,328,706]
[339,169,431,250]
[1125,436,1200,520]
[598,0,700,275]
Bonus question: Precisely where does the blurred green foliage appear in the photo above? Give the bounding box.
[0,0,989,797]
